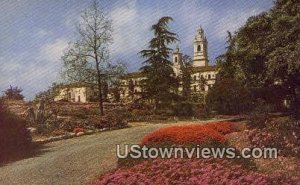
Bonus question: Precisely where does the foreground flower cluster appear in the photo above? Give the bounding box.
[246,128,300,156]
[94,158,299,185]
[95,121,299,184]
[141,122,237,146]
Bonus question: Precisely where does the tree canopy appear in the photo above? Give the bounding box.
[62,0,125,115]
[3,86,24,100]
[139,16,179,110]
[215,0,300,115]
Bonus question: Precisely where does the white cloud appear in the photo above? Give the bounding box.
[110,0,149,55]
[39,38,69,62]
[0,53,56,100]
[0,38,69,100]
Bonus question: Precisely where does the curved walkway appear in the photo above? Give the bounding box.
[0,120,223,185]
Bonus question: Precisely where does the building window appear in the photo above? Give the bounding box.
[194,85,197,91]
[197,45,201,51]
[208,74,211,79]
[175,57,177,63]
[193,76,197,81]
[201,85,205,91]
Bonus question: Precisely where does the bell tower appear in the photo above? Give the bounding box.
[193,27,208,67]
[172,46,182,76]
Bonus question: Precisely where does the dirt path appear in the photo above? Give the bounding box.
[0,120,223,185]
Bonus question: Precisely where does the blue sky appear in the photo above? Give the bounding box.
[0,0,274,100]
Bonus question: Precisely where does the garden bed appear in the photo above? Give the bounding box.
[94,120,300,184]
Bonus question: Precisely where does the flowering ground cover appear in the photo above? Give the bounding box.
[141,121,237,146]
[94,158,299,185]
[204,121,239,135]
[95,121,300,184]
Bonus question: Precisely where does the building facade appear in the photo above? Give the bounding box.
[54,28,217,103]
[119,27,217,102]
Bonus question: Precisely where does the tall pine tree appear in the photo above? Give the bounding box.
[179,55,192,100]
[140,16,178,111]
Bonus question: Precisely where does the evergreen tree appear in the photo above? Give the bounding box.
[139,16,179,110]
[179,55,192,100]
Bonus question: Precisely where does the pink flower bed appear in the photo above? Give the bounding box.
[246,128,300,156]
[94,158,299,185]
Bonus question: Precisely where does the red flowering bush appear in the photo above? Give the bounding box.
[73,127,85,134]
[94,158,299,185]
[204,121,238,135]
[141,122,238,147]
[141,124,226,146]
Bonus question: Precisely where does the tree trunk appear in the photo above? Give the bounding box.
[97,76,104,116]
[95,58,104,116]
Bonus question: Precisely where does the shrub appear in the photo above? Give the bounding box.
[59,119,77,132]
[192,103,211,119]
[90,116,110,129]
[246,100,271,129]
[59,108,89,119]
[0,99,32,162]
[89,108,128,130]
[141,124,226,147]
[51,129,66,136]
[95,158,299,185]
[204,122,238,135]
[73,127,85,134]
[104,108,129,128]
[172,101,194,117]
[247,117,300,157]
[206,78,253,115]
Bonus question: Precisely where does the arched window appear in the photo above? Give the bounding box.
[208,74,211,79]
[193,76,197,81]
[197,45,201,51]
[175,57,177,63]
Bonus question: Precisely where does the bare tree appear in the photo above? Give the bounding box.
[62,0,124,115]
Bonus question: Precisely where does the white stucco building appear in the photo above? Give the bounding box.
[54,27,217,103]
[120,27,217,102]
